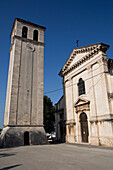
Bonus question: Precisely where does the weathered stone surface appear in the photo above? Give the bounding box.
[1,18,47,147]
[0,127,47,147]
[58,43,113,147]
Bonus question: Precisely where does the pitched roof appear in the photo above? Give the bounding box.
[59,42,110,77]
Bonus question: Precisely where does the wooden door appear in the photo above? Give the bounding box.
[80,113,88,143]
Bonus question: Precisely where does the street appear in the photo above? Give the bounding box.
[0,143,113,170]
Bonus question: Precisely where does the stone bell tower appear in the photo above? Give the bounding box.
[0,18,47,147]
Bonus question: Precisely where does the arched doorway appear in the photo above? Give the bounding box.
[24,131,29,145]
[80,112,89,143]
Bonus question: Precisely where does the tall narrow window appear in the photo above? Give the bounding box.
[78,78,85,96]
[22,26,28,38]
[33,30,38,41]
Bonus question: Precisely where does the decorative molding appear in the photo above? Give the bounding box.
[66,122,76,125]
[74,97,90,113]
[90,114,113,122]
[59,43,110,77]
[4,124,44,128]
[74,96,90,106]
[63,50,98,75]
[10,35,46,52]
[90,118,113,123]
[97,56,108,65]
[15,35,45,45]
[87,65,92,73]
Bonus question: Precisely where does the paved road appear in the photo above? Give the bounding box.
[0,143,113,170]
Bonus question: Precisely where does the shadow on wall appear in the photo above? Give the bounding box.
[1,164,22,170]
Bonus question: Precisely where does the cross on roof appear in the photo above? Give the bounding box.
[76,40,79,48]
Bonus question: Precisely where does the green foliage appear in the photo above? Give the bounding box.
[44,95,55,133]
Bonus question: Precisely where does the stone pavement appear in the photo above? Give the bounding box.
[0,143,113,170]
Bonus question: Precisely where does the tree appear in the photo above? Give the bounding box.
[44,96,55,133]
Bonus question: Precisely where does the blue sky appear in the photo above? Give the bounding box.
[0,0,113,128]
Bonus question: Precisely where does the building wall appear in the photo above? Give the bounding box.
[4,19,45,127]
[13,21,44,43]
[55,96,66,142]
[63,48,113,146]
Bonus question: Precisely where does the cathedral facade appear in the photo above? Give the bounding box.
[59,43,113,146]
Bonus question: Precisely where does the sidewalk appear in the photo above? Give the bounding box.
[66,142,113,150]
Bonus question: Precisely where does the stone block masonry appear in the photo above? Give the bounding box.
[0,18,47,147]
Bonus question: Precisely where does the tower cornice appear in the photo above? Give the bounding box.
[9,35,46,52]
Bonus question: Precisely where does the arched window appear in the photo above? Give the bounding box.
[33,30,38,41]
[78,78,85,96]
[22,26,28,38]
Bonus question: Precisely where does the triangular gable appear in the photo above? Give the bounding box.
[74,97,90,107]
[69,52,89,69]
[59,43,109,77]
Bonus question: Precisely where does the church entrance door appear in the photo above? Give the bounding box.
[80,112,88,143]
[24,131,29,145]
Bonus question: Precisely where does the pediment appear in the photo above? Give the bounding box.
[74,97,90,107]
[59,43,109,77]
[68,52,89,69]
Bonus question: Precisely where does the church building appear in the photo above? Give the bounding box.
[58,42,113,146]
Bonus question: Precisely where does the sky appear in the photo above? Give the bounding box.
[0,0,113,128]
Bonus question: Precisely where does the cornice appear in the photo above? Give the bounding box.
[66,119,76,125]
[90,118,113,123]
[90,114,113,122]
[59,43,110,77]
[3,124,44,128]
[9,35,45,52]
[15,35,46,46]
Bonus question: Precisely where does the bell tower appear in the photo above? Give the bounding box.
[1,18,47,147]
